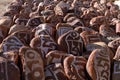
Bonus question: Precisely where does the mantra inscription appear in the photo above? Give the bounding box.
[1,36,24,52]
[94,49,110,80]
[65,31,83,56]
[57,27,73,37]
[113,61,120,74]
[21,48,44,80]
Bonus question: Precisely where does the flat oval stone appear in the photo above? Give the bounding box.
[86,49,111,80]
[19,46,45,80]
[64,55,87,80]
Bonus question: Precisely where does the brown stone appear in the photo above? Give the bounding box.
[64,13,84,26]
[26,16,44,29]
[46,14,63,26]
[0,57,20,80]
[90,16,106,31]
[80,30,101,45]
[30,35,57,64]
[93,42,114,61]
[8,18,28,34]
[11,30,34,45]
[19,46,45,80]
[113,46,120,60]
[6,1,22,14]
[64,55,87,80]
[54,1,70,16]
[45,63,68,80]
[0,25,9,43]
[56,23,73,41]
[2,51,18,64]
[58,30,83,56]
[46,50,72,65]
[80,30,102,51]
[81,8,98,27]
[29,2,45,18]
[116,22,120,34]
[74,26,92,34]
[34,23,55,39]
[0,16,13,28]
[112,60,120,80]
[86,49,111,80]
[99,24,118,41]
[63,13,75,22]
[0,35,24,53]
[108,38,120,51]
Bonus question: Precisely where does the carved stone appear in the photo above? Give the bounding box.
[86,49,111,80]
[0,57,20,80]
[58,30,83,56]
[19,46,45,80]
[45,63,68,80]
[64,55,87,80]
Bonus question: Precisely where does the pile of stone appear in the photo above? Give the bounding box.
[0,0,120,80]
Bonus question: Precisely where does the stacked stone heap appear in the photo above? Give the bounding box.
[0,0,120,80]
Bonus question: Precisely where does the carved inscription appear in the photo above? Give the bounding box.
[86,34,101,43]
[1,36,24,52]
[46,51,70,65]
[57,27,73,37]
[20,47,44,80]
[41,36,56,58]
[30,35,57,61]
[0,60,8,80]
[45,63,68,80]
[35,24,54,37]
[113,61,120,74]
[112,60,120,80]
[0,57,20,80]
[64,56,87,80]
[27,17,41,28]
[65,31,83,56]
[94,49,110,80]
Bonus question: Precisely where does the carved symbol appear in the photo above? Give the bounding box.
[94,50,110,80]
[23,49,44,80]
[35,25,53,37]
[86,34,101,43]
[57,27,73,37]
[1,36,24,52]
[65,32,83,55]
[27,17,41,28]
[114,62,120,74]
[40,36,57,58]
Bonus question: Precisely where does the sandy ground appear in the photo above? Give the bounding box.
[0,0,13,16]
